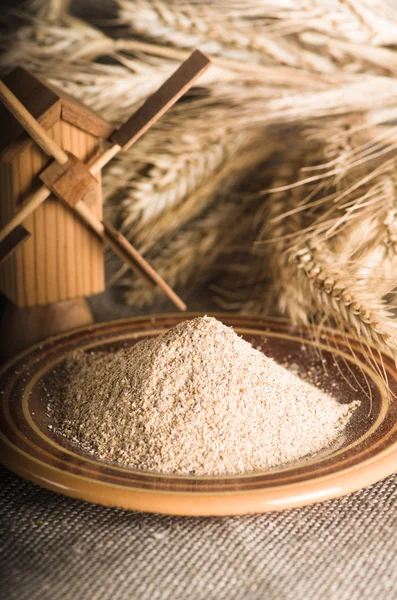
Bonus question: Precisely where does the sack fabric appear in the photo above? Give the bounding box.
[1,464,397,600]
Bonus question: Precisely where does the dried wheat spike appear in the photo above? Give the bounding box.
[293,243,397,358]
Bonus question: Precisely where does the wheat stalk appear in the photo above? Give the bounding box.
[115,0,397,73]
[248,119,397,356]
[123,141,272,257]
[292,242,397,357]
[0,4,227,123]
[103,125,258,237]
[225,141,319,320]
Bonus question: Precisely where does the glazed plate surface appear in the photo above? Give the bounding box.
[1,313,397,516]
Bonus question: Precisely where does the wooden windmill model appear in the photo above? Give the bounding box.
[0,51,211,356]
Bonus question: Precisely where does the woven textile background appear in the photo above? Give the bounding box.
[1,465,397,600]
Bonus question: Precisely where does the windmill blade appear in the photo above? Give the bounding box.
[111,49,211,151]
[0,81,68,165]
[0,186,50,245]
[89,49,212,174]
[0,225,31,265]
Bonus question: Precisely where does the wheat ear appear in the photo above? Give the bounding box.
[292,242,397,358]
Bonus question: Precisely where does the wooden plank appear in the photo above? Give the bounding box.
[31,144,48,305]
[111,50,211,150]
[0,80,68,165]
[12,151,25,306]
[8,162,17,303]
[44,123,60,303]
[19,147,37,306]
[52,122,67,302]
[61,96,114,139]
[92,166,104,294]
[0,161,17,303]
[39,153,97,207]
[76,127,90,297]
[86,131,104,296]
[0,67,61,163]
[0,161,11,228]
[0,225,31,265]
[71,125,84,297]
[80,132,93,294]
[60,122,77,300]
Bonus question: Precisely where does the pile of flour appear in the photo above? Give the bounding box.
[51,316,358,475]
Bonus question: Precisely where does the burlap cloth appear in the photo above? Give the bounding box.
[1,466,397,600]
[0,290,397,600]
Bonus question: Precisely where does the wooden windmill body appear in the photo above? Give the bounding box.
[0,67,111,306]
[0,51,211,357]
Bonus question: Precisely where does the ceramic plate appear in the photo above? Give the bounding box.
[1,313,397,516]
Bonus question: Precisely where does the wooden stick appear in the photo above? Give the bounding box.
[73,201,154,288]
[102,222,187,311]
[0,81,68,165]
[66,203,186,309]
[0,225,31,265]
[0,186,50,244]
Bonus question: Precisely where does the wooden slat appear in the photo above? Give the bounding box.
[6,162,17,303]
[51,122,66,301]
[59,121,74,300]
[0,225,30,265]
[0,162,11,299]
[111,50,211,150]
[61,122,77,300]
[102,221,186,311]
[31,144,48,305]
[19,148,37,305]
[39,153,97,207]
[13,151,25,306]
[0,67,61,163]
[0,81,68,165]
[76,127,90,297]
[82,132,97,295]
[76,129,104,295]
[92,167,104,294]
[44,123,60,303]
[61,96,114,139]
[71,125,83,297]
[0,162,7,292]
[81,133,93,294]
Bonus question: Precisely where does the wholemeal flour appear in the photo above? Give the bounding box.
[51,316,358,475]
